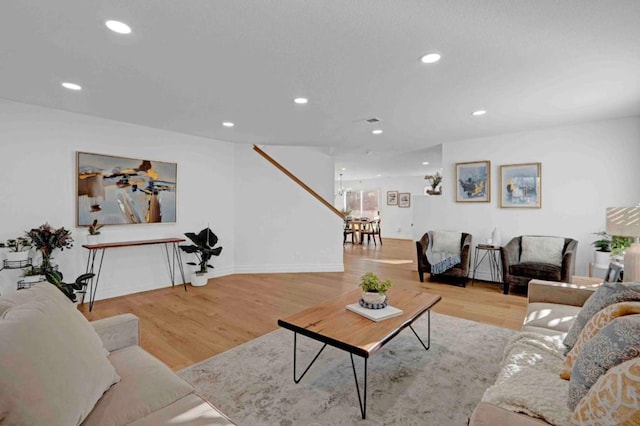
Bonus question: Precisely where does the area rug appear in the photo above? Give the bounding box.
[178,312,516,425]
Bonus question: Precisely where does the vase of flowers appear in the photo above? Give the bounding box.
[87,219,104,244]
[425,172,443,195]
[27,223,74,274]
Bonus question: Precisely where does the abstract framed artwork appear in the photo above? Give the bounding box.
[76,151,177,226]
[387,190,398,206]
[499,162,541,208]
[456,160,491,203]
[398,192,411,208]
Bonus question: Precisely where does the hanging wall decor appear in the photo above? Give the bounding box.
[499,162,541,208]
[76,151,177,226]
[456,160,490,202]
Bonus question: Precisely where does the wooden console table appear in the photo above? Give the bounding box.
[82,238,187,312]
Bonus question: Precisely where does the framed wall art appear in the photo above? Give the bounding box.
[76,151,178,226]
[456,160,490,202]
[386,190,398,206]
[398,192,411,208]
[499,162,541,208]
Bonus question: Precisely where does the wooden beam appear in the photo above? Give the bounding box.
[252,144,344,219]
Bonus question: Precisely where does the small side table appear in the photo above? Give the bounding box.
[471,244,502,285]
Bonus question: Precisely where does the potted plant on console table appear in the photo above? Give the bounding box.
[179,227,223,287]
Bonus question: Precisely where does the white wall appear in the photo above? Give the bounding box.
[234,145,343,272]
[412,117,640,280]
[0,100,236,298]
[0,100,342,300]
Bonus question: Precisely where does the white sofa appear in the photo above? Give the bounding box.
[0,283,235,425]
[470,278,603,425]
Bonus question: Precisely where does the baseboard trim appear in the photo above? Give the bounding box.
[233,263,344,274]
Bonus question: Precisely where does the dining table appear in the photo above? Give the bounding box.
[345,218,371,244]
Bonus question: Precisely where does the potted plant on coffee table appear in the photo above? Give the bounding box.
[179,227,223,287]
[360,272,393,308]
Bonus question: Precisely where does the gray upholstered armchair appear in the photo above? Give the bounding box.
[416,232,472,287]
[500,235,578,295]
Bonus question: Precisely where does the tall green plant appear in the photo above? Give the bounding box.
[45,270,94,302]
[179,227,223,274]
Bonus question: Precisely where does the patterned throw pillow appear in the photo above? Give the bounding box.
[570,357,640,425]
[563,282,640,351]
[561,301,640,380]
[568,315,640,410]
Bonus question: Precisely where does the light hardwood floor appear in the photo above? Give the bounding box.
[80,238,528,371]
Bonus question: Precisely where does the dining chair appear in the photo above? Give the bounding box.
[360,218,382,246]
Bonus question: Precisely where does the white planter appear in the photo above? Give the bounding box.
[190,272,209,287]
[86,234,102,245]
[6,251,29,263]
[594,250,611,268]
[362,291,386,304]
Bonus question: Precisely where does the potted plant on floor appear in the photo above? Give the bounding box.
[45,270,94,303]
[179,227,223,287]
[360,272,393,307]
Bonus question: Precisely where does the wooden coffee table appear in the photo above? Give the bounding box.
[277,287,442,419]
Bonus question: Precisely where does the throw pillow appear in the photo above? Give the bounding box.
[520,236,565,266]
[0,284,120,425]
[561,301,640,380]
[567,315,640,411]
[570,357,640,425]
[563,282,640,351]
[432,230,461,255]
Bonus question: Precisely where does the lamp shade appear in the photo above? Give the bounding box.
[606,207,640,237]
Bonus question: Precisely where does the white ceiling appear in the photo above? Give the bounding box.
[1,1,639,181]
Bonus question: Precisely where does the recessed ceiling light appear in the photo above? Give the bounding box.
[222,122,234,127]
[105,20,132,34]
[422,161,430,165]
[341,168,346,171]
[293,97,308,104]
[61,82,82,91]
[376,174,382,177]
[372,129,383,135]
[472,110,487,116]
[420,52,441,64]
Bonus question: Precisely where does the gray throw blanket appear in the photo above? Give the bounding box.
[426,231,461,274]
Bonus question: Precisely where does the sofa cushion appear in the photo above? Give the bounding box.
[561,301,640,380]
[520,236,564,266]
[510,263,561,282]
[128,394,236,426]
[432,230,461,254]
[522,302,581,335]
[82,345,194,426]
[0,284,120,425]
[568,315,640,410]
[563,282,640,350]
[570,357,640,425]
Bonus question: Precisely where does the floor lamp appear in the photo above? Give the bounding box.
[606,207,640,282]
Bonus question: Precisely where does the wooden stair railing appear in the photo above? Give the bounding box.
[252,145,344,219]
